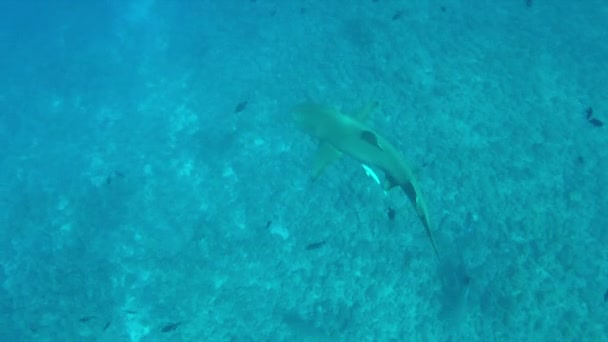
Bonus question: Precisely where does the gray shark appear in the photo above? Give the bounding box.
[294,102,440,258]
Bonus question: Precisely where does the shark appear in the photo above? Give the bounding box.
[293,102,440,259]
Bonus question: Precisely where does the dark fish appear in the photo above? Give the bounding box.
[305,241,326,250]
[525,0,533,7]
[161,322,182,333]
[589,118,604,127]
[124,310,137,314]
[392,10,403,20]
[234,101,248,113]
[585,106,593,119]
[387,207,396,221]
[604,288,608,302]
[265,220,272,229]
[103,321,111,331]
[79,316,96,323]
[106,170,125,185]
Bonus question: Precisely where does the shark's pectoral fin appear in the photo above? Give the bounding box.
[311,143,343,180]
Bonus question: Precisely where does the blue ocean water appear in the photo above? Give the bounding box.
[1,0,607,340]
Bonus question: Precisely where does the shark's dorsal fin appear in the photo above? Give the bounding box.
[311,142,343,180]
[360,130,383,150]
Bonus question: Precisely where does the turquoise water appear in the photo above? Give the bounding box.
[1,1,607,340]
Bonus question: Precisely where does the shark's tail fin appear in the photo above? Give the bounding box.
[417,203,440,260]
[426,222,441,260]
[401,183,440,260]
[418,216,440,260]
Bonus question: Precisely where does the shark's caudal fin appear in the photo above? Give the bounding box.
[401,182,440,260]
[424,219,441,260]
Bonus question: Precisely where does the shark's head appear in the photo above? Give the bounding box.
[293,103,339,138]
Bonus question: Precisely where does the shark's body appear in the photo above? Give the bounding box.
[294,103,440,258]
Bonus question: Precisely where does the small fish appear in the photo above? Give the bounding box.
[305,241,326,250]
[106,170,125,184]
[585,107,593,119]
[103,321,111,331]
[525,0,533,7]
[79,316,96,323]
[124,310,137,315]
[392,10,403,20]
[604,288,608,302]
[387,207,396,221]
[161,322,182,333]
[265,220,272,229]
[234,101,248,113]
[589,118,604,127]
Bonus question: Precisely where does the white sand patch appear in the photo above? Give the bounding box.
[59,223,72,233]
[222,165,235,178]
[177,158,193,177]
[270,223,289,240]
[56,196,69,211]
[50,97,63,111]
